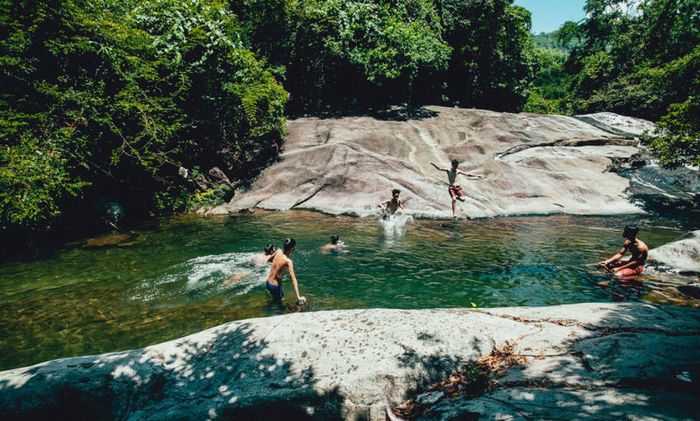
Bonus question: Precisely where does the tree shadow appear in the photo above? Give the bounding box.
[0,321,342,420]
[290,105,440,122]
[393,303,700,420]
[1,304,699,420]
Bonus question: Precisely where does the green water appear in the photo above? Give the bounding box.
[0,211,695,370]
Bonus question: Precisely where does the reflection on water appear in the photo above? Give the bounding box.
[0,210,696,370]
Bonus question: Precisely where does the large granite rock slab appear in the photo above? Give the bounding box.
[1,303,698,420]
[649,230,700,273]
[211,107,657,218]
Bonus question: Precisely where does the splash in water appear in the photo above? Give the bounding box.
[130,252,268,301]
[379,213,413,240]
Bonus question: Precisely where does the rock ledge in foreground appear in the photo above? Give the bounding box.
[1,303,698,420]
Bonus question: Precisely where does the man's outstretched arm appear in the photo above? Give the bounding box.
[599,244,628,266]
[457,169,482,179]
[430,162,447,172]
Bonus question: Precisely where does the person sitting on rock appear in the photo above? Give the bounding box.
[252,243,276,266]
[378,189,405,218]
[430,159,482,218]
[321,235,349,255]
[598,226,648,277]
[266,238,306,304]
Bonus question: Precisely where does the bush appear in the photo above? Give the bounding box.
[0,0,287,234]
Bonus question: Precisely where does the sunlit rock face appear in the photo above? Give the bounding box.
[649,230,700,273]
[1,303,699,420]
[211,107,659,218]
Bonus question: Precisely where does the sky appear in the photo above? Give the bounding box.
[514,0,587,34]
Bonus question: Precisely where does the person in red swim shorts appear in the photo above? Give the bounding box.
[430,159,482,218]
[598,226,649,277]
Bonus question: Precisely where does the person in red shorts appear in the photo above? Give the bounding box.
[598,226,649,277]
[430,159,482,218]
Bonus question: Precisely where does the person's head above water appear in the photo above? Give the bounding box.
[451,159,459,169]
[264,244,276,255]
[623,226,640,241]
[330,235,340,245]
[283,237,296,254]
[392,189,400,199]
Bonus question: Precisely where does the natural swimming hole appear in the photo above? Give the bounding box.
[0,210,696,370]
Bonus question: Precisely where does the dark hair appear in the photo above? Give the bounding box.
[330,235,339,245]
[392,189,400,196]
[623,226,639,240]
[264,244,276,254]
[283,238,296,251]
[451,159,459,168]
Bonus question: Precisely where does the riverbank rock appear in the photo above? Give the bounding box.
[1,303,698,420]
[210,107,659,218]
[649,230,700,273]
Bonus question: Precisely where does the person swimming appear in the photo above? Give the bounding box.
[321,235,349,255]
[598,226,649,277]
[266,238,306,304]
[379,189,405,218]
[252,243,276,266]
[430,159,482,218]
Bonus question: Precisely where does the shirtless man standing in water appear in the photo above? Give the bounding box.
[431,159,482,218]
[266,238,306,304]
[598,226,649,277]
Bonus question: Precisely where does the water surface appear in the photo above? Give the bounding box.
[0,211,695,370]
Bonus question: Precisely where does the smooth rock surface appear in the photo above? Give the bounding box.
[211,107,656,218]
[649,230,700,273]
[1,303,699,420]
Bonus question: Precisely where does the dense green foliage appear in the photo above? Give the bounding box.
[232,0,536,112]
[563,0,700,166]
[526,0,699,166]
[0,0,287,237]
[1,0,538,243]
[1,0,697,248]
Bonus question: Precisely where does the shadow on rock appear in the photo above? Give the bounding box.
[393,304,700,420]
[0,322,342,420]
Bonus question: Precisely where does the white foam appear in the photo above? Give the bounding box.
[129,252,269,301]
[379,213,413,240]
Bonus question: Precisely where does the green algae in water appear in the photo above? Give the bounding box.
[0,211,695,370]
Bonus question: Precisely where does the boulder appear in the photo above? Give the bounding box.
[1,303,699,420]
[649,230,700,273]
[211,107,656,218]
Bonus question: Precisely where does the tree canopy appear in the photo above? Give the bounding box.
[0,0,697,249]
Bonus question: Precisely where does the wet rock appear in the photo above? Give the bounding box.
[83,232,138,248]
[212,107,655,218]
[0,303,698,420]
[649,230,700,273]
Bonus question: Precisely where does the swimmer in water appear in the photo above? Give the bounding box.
[430,159,482,218]
[252,243,276,266]
[598,226,648,277]
[225,244,276,287]
[321,235,349,255]
[266,238,306,304]
[378,189,405,218]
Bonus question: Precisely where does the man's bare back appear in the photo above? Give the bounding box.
[266,250,290,286]
[265,238,305,304]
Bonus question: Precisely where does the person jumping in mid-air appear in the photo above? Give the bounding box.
[430,159,482,218]
[266,238,306,304]
[378,189,405,218]
[598,226,648,277]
